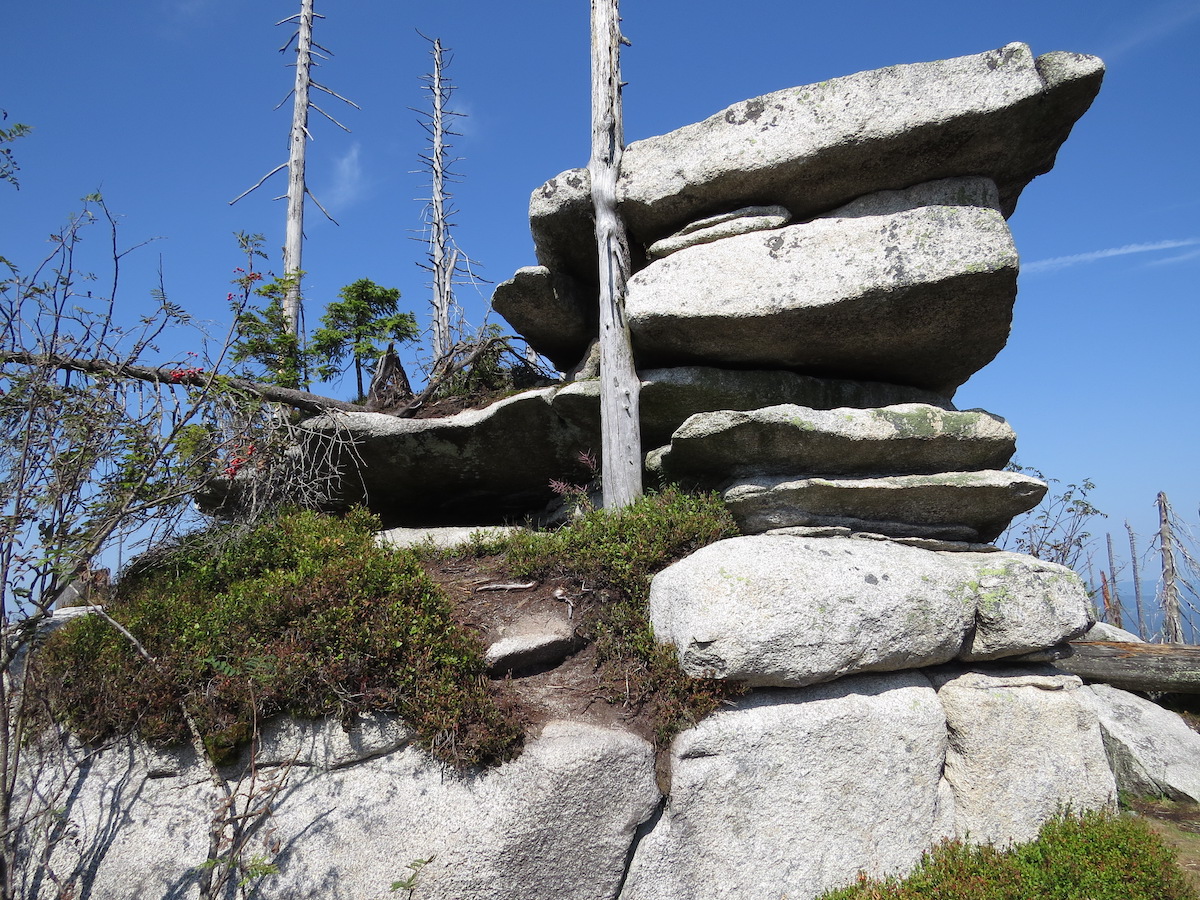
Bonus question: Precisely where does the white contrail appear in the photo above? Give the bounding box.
[1022,238,1200,275]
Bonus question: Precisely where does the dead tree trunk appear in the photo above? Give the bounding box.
[1127,520,1146,639]
[590,0,642,510]
[229,0,357,341]
[426,38,455,361]
[281,0,316,338]
[1105,532,1123,628]
[1159,492,1184,643]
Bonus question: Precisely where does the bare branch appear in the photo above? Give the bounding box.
[228,163,287,205]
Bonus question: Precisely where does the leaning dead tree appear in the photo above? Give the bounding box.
[230,0,358,339]
[413,34,480,367]
[590,0,643,509]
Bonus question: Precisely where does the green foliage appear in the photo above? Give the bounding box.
[35,509,523,768]
[487,487,743,747]
[310,278,418,399]
[228,232,309,390]
[817,808,1197,900]
[0,110,31,189]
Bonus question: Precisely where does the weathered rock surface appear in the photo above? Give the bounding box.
[491,266,593,370]
[376,524,525,550]
[21,719,659,900]
[485,612,578,675]
[931,667,1115,844]
[655,403,1016,484]
[649,536,1092,686]
[1083,683,1200,802]
[624,196,1018,393]
[553,367,953,448]
[619,674,950,900]
[303,389,589,524]
[531,44,1103,301]
[723,470,1047,541]
[646,204,791,260]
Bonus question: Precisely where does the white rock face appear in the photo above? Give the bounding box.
[19,720,660,900]
[649,536,1092,686]
[620,674,950,900]
[625,200,1018,394]
[1083,683,1200,802]
[931,668,1116,845]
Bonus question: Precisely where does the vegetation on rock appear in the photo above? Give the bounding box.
[817,807,1198,900]
[36,508,523,768]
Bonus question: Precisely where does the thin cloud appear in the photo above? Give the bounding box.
[1022,238,1200,275]
[323,143,365,214]
[1146,246,1200,266]
[1098,2,1200,61]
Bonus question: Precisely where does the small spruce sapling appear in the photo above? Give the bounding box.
[310,278,418,399]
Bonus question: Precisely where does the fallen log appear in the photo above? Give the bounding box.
[1055,641,1200,693]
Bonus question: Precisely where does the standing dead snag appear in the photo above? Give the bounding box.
[590,0,643,510]
[230,0,359,342]
[414,34,481,369]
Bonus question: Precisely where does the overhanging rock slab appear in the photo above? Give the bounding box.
[532,44,1103,296]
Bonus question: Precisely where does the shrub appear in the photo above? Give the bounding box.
[35,508,523,768]
[817,808,1197,900]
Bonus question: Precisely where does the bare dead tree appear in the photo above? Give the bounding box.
[1127,520,1146,639]
[412,34,483,369]
[1105,532,1123,628]
[590,0,642,510]
[1158,492,1184,643]
[230,0,359,340]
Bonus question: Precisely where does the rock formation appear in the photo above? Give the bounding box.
[24,43,1200,900]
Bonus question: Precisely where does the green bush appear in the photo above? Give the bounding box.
[36,508,522,768]
[818,808,1197,900]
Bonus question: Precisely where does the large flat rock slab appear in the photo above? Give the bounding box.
[656,403,1016,484]
[624,195,1018,393]
[649,535,1092,687]
[931,667,1115,845]
[532,44,1103,298]
[723,469,1047,541]
[619,674,949,900]
[552,367,953,449]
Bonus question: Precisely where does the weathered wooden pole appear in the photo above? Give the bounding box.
[590,0,642,509]
[281,0,315,339]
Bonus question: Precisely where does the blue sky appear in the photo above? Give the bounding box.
[2,0,1197,562]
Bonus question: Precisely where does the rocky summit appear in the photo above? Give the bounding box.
[27,46,1200,900]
